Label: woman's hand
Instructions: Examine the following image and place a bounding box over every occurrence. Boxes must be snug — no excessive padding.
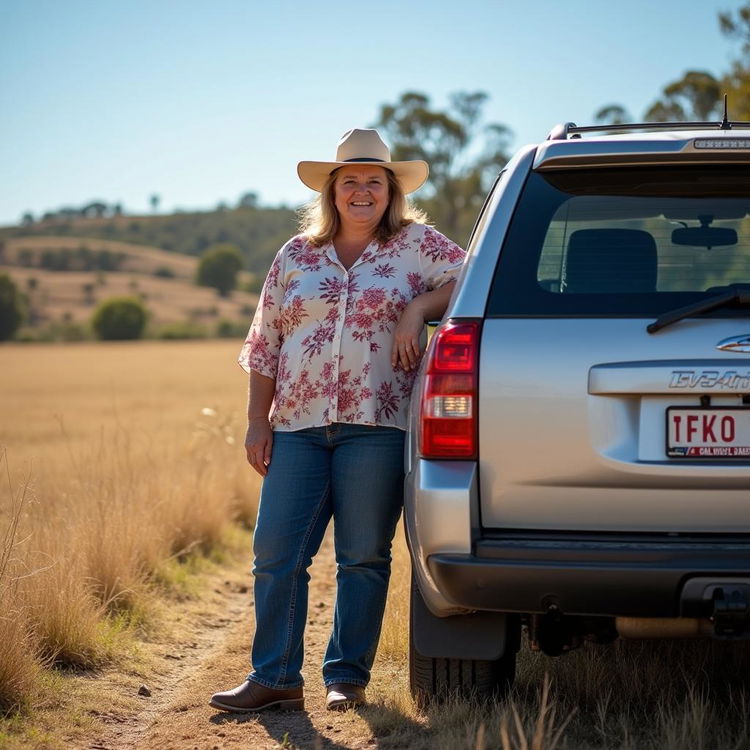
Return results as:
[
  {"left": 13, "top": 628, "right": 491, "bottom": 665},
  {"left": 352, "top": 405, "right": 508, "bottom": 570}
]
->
[
  {"left": 392, "top": 301, "right": 426, "bottom": 372},
  {"left": 392, "top": 282, "right": 457, "bottom": 371},
  {"left": 245, "top": 418, "right": 273, "bottom": 477}
]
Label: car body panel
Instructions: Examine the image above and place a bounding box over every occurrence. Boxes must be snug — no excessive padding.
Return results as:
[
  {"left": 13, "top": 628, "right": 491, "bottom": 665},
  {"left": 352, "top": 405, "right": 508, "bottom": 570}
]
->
[
  {"left": 404, "top": 459, "right": 477, "bottom": 614},
  {"left": 477, "top": 317, "right": 750, "bottom": 532},
  {"left": 449, "top": 146, "right": 535, "bottom": 319},
  {"left": 405, "top": 124, "right": 750, "bottom": 621},
  {"left": 533, "top": 131, "right": 750, "bottom": 171}
]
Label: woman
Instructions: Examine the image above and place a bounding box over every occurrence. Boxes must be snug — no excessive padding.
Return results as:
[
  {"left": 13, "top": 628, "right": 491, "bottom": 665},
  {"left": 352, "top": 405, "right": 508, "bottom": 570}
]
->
[{"left": 210, "top": 129, "right": 464, "bottom": 713}]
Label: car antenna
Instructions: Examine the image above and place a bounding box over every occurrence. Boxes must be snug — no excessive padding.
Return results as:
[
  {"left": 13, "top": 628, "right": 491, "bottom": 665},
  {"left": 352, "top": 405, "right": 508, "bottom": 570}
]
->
[{"left": 720, "top": 94, "right": 731, "bottom": 130}]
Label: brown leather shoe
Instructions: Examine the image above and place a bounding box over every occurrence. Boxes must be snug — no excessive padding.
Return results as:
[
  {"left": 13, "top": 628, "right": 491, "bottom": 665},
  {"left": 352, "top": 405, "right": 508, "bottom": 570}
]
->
[
  {"left": 210, "top": 680, "right": 304, "bottom": 713},
  {"left": 325, "top": 683, "right": 366, "bottom": 711}
]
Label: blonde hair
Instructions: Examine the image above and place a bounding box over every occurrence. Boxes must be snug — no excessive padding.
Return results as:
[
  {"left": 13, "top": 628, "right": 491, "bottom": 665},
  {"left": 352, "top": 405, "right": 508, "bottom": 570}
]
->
[{"left": 299, "top": 168, "right": 428, "bottom": 247}]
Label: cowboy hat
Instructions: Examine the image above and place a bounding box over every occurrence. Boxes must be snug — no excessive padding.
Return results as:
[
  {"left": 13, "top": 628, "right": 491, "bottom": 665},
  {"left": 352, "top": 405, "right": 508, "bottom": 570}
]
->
[{"left": 297, "top": 128, "right": 429, "bottom": 194}]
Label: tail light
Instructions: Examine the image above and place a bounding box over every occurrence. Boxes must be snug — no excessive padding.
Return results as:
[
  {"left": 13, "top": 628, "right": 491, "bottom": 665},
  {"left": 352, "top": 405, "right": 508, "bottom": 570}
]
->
[{"left": 419, "top": 320, "right": 480, "bottom": 459}]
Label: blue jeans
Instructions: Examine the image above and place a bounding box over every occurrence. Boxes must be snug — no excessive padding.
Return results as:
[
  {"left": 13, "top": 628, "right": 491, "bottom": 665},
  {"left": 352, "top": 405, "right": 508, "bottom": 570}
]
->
[{"left": 248, "top": 423, "right": 405, "bottom": 689}]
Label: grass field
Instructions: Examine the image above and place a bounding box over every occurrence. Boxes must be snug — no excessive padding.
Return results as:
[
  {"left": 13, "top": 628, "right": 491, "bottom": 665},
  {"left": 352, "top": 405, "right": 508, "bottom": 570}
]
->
[
  {"left": 0, "top": 340, "right": 260, "bottom": 715},
  {"left": 2, "top": 341, "right": 750, "bottom": 749}
]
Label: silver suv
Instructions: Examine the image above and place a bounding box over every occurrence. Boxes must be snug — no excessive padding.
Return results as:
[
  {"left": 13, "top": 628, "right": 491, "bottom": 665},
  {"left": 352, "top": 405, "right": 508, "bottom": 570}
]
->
[{"left": 405, "top": 119, "right": 750, "bottom": 703}]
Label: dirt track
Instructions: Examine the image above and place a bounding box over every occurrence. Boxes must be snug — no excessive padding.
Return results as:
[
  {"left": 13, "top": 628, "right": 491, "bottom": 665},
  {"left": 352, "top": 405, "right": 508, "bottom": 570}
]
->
[{"left": 85, "top": 531, "right": 397, "bottom": 750}]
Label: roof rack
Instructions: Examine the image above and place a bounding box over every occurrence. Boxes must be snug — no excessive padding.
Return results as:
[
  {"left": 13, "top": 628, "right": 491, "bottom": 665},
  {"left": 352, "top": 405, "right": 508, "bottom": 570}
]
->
[{"left": 547, "top": 119, "right": 750, "bottom": 141}]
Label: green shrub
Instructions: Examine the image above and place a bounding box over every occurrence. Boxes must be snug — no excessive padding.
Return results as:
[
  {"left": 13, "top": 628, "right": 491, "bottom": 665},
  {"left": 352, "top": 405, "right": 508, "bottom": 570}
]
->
[
  {"left": 0, "top": 273, "right": 25, "bottom": 340},
  {"left": 196, "top": 244, "right": 243, "bottom": 297},
  {"left": 91, "top": 297, "right": 148, "bottom": 340},
  {"left": 54, "top": 321, "right": 90, "bottom": 342},
  {"left": 14, "top": 327, "right": 54, "bottom": 343},
  {"left": 241, "top": 275, "right": 264, "bottom": 294},
  {"left": 14, "top": 322, "right": 91, "bottom": 343},
  {"left": 215, "top": 319, "right": 246, "bottom": 338},
  {"left": 155, "top": 321, "right": 208, "bottom": 340}
]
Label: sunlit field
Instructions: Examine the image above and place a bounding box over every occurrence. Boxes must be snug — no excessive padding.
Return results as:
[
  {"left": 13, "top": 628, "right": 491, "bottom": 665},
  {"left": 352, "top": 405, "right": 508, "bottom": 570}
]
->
[
  {"left": 376, "top": 535, "right": 750, "bottom": 750},
  {"left": 376, "top": 513, "right": 750, "bottom": 746},
  {"left": 0, "top": 341, "right": 260, "bottom": 713},
  {"left": 2, "top": 341, "right": 750, "bottom": 749}
]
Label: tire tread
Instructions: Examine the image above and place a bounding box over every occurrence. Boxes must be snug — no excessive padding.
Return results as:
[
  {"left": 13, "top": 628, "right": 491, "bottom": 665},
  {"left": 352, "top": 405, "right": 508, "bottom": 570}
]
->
[{"left": 409, "top": 628, "right": 516, "bottom": 705}]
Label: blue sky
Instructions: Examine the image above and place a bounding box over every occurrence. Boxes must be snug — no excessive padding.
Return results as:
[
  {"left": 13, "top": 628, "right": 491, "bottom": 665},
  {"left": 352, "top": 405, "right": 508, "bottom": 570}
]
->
[{"left": 0, "top": 0, "right": 743, "bottom": 226}]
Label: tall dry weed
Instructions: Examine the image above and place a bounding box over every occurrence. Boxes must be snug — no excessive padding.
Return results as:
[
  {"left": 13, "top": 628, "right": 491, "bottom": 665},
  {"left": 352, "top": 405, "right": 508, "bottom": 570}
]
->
[
  {"left": 0, "top": 457, "right": 40, "bottom": 714},
  {"left": 0, "top": 587, "right": 40, "bottom": 715},
  {"left": 377, "top": 521, "right": 411, "bottom": 661},
  {"left": 498, "top": 677, "right": 575, "bottom": 750},
  {"left": 0, "top": 341, "right": 261, "bottom": 711},
  {"left": 378, "top": 528, "right": 750, "bottom": 749},
  {"left": 21, "top": 527, "right": 108, "bottom": 668}
]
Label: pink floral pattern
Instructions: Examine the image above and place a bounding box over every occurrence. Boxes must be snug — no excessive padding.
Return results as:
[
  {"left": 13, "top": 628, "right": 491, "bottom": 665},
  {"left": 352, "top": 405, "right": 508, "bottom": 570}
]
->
[{"left": 238, "top": 223, "right": 464, "bottom": 431}]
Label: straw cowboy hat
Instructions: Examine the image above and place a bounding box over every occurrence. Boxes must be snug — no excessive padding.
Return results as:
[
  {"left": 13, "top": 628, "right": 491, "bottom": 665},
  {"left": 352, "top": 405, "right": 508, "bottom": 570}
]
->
[{"left": 297, "top": 128, "right": 429, "bottom": 194}]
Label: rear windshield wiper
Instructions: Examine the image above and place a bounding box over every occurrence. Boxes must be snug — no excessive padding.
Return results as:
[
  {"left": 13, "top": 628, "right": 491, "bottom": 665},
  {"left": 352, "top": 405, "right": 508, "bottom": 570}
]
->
[{"left": 647, "top": 286, "right": 750, "bottom": 334}]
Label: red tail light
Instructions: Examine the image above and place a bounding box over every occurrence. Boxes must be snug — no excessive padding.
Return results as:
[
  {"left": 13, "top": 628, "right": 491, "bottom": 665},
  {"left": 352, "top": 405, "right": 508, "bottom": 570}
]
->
[{"left": 419, "top": 320, "right": 480, "bottom": 458}]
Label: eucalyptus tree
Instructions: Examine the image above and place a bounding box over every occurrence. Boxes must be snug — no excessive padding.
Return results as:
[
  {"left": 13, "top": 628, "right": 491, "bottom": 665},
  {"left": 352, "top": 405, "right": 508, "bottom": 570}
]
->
[{"left": 373, "top": 90, "right": 511, "bottom": 244}]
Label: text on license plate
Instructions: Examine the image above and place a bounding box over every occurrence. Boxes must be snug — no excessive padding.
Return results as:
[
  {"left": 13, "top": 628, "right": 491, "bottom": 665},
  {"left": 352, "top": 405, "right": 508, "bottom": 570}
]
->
[{"left": 666, "top": 407, "right": 750, "bottom": 457}]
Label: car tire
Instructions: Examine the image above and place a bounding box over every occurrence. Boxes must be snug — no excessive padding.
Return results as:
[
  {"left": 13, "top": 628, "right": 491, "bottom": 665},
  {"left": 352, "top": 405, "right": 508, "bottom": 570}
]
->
[{"left": 408, "top": 575, "right": 519, "bottom": 706}]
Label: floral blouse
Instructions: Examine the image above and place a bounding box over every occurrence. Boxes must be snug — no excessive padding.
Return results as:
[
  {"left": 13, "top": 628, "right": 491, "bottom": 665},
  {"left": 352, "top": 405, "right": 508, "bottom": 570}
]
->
[{"left": 238, "top": 222, "right": 465, "bottom": 431}]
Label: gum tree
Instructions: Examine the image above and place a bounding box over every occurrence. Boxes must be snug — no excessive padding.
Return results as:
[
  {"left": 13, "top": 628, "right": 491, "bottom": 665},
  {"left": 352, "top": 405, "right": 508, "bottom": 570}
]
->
[{"left": 373, "top": 91, "right": 511, "bottom": 244}]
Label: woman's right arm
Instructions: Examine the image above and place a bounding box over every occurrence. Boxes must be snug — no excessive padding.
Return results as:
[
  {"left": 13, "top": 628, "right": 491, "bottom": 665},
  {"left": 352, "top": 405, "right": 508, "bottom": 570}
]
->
[
  {"left": 239, "top": 245, "right": 291, "bottom": 477},
  {"left": 245, "top": 369, "right": 276, "bottom": 477}
]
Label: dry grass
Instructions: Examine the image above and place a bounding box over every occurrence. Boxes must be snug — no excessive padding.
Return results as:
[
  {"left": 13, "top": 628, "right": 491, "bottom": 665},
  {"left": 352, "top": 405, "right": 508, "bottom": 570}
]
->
[
  {"left": 2, "top": 340, "right": 749, "bottom": 748},
  {"left": 0, "top": 340, "right": 260, "bottom": 715},
  {"left": 375, "top": 533, "right": 750, "bottom": 749},
  {"left": 0, "top": 461, "right": 41, "bottom": 713},
  {"left": 377, "top": 520, "right": 411, "bottom": 663}
]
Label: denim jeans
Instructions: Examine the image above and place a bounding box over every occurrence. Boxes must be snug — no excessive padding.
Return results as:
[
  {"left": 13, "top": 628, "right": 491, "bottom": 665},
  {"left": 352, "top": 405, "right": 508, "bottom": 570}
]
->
[{"left": 248, "top": 422, "right": 405, "bottom": 689}]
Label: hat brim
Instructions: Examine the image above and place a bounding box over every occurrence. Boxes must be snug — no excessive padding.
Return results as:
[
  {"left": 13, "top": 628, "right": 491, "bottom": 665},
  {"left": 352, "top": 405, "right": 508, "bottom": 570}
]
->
[{"left": 297, "top": 159, "right": 429, "bottom": 194}]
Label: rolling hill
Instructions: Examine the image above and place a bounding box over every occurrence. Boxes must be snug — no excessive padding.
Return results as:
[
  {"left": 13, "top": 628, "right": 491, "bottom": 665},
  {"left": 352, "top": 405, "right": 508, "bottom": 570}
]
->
[{"left": 1, "top": 235, "right": 260, "bottom": 339}]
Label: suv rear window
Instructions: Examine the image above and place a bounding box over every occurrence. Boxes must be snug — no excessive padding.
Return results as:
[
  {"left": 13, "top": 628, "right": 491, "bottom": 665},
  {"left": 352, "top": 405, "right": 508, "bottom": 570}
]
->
[{"left": 487, "top": 165, "right": 750, "bottom": 317}]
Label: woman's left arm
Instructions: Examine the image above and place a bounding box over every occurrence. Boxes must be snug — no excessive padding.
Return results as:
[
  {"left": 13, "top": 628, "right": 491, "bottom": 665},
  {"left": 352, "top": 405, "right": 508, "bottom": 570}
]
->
[{"left": 391, "top": 280, "right": 456, "bottom": 371}]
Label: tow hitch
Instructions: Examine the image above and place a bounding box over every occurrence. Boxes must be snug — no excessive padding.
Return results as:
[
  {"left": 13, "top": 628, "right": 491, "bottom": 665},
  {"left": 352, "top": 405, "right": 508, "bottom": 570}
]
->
[
  {"left": 712, "top": 586, "right": 750, "bottom": 637},
  {"left": 681, "top": 578, "right": 750, "bottom": 639}
]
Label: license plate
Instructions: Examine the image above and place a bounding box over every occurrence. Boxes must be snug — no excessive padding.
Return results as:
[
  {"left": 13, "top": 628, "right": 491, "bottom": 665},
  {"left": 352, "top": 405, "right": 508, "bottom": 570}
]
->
[{"left": 666, "top": 407, "right": 750, "bottom": 458}]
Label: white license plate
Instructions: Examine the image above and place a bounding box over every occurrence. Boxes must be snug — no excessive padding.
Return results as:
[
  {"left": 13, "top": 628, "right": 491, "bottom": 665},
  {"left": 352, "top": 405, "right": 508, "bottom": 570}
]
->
[{"left": 666, "top": 407, "right": 750, "bottom": 458}]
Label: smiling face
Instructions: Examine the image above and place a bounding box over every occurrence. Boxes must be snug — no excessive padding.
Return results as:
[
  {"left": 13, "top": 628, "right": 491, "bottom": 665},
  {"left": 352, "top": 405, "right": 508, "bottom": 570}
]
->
[{"left": 333, "top": 165, "right": 390, "bottom": 234}]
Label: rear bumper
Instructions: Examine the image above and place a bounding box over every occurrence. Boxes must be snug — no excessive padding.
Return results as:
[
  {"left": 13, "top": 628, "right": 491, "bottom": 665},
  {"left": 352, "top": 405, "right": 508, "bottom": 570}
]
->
[{"left": 429, "top": 538, "right": 750, "bottom": 617}]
